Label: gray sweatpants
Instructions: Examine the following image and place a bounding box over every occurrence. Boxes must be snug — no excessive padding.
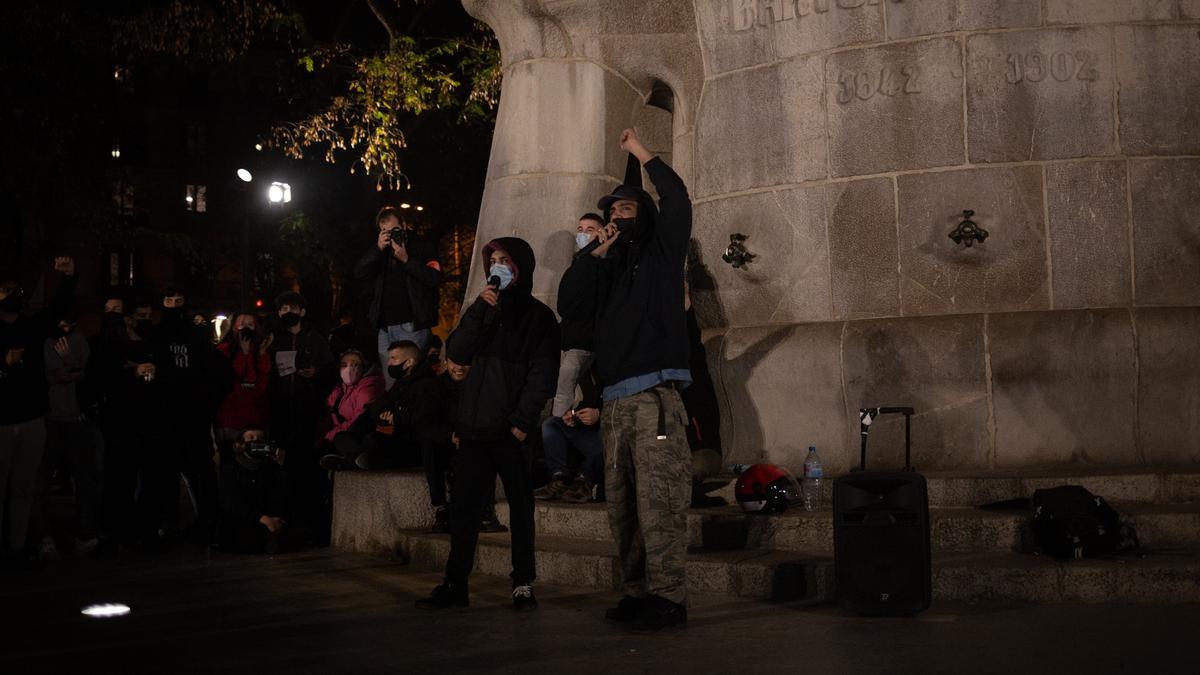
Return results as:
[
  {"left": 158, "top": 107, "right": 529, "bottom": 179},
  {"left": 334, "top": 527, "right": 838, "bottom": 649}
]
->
[{"left": 0, "top": 417, "right": 47, "bottom": 554}]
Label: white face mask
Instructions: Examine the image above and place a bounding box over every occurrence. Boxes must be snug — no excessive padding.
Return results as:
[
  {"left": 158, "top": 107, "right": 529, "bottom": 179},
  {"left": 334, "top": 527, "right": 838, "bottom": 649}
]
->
[
  {"left": 575, "top": 232, "right": 593, "bottom": 250},
  {"left": 488, "top": 263, "right": 514, "bottom": 290}
]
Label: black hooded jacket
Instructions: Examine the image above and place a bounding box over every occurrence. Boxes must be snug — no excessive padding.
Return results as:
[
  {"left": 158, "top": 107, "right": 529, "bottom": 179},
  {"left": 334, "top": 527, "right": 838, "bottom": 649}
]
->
[
  {"left": 446, "top": 237, "right": 559, "bottom": 442},
  {"left": 557, "top": 157, "right": 692, "bottom": 390}
]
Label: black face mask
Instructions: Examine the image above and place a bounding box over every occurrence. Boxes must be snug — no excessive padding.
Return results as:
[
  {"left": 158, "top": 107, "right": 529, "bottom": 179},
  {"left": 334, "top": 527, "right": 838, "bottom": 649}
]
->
[
  {"left": 101, "top": 312, "right": 126, "bottom": 336},
  {"left": 387, "top": 364, "right": 409, "bottom": 381},
  {"left": 279, "top": 312, "right": 302, "bottom": 329},
  {"left": 613, "top": 217, "right": 643, "bottom": 245},
  {"left": 238, "top": 327, "right": 256, "bottom": 342},
  {"left": 0, "top": 293, "right": 21, "bottom": 314},
  {"left": 53, "top": 327, "right": 73, "bottom": 341},
  {"left": 161, "top": 306, "right": 184, "bottom": 323},
  {"left": 134, "top": 319, "right": 154, "bottom": 338}
]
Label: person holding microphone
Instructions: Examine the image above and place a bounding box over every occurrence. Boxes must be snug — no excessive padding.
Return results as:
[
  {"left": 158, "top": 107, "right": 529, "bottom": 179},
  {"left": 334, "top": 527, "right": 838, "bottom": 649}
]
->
[{"left": 415, "top": 237, "right": 559, "bottom": 612}]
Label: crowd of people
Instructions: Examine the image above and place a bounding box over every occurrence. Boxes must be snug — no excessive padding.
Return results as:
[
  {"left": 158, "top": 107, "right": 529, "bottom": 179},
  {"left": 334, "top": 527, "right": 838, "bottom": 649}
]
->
[{"left": 0, "top": 128, "right": 718, "bottom": 633}]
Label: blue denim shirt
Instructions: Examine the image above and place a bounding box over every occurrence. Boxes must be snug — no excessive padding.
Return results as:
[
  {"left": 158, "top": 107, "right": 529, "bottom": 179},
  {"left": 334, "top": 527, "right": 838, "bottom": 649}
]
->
[{"left": 602, "top": 369, "right": 692, "bottom": 402}]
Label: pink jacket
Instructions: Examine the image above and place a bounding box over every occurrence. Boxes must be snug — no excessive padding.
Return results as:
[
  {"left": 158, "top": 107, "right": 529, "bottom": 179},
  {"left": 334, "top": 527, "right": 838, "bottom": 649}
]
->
[{"left": 324, "top": 374, "right": 385, "bottom": 441}]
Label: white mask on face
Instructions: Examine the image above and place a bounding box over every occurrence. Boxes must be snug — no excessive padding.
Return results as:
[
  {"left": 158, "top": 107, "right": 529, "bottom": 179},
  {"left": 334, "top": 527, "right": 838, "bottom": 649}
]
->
[
  {"left": 575, "top": 232, "right": 592, "bottom": 250},
  {"left": 488, "top": 263, "right": 514, "bottom": 290}
]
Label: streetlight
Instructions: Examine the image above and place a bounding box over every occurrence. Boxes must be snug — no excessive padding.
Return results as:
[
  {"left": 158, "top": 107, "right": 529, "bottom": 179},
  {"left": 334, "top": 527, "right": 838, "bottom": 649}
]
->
[
  {"left": 268, "top": 182, "right": 291, "bottom": 204},
  {"left": 237, "top": 168, "right": 253, "bottom": 183},
  {"left": 399, "top": 203, "right": 411, "bottom": 209}
]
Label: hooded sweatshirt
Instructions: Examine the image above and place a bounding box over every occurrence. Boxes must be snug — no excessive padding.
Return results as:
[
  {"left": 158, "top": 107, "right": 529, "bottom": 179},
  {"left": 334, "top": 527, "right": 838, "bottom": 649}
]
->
[
  {"left": 446, "top": 237, "right": 560, "bottom": 442},
  {"left": 557, "top": 157, "right": 692, "bottom": 397}
]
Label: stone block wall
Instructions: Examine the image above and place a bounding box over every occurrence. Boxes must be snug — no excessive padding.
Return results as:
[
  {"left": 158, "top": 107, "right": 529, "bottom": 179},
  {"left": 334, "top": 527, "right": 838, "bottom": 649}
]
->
[{"left": 463, "top": 0, "right": 1200, "bottom": 474}]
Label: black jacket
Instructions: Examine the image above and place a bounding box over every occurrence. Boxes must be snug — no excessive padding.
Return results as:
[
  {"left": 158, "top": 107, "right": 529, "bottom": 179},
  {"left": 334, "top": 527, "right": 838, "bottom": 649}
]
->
[
  {"left": 363, "top": 358, "right": 437, "bottom": 431},
  {"left": 558, "top": 251, "right": 595, "bottom": 352},
  {"left": 446, "top": 237, "right": 560, "bottom": 442},
  {"left": 0, "top": 272, "right": 75, "bottom": 425},
  {"left": 354, "top": 235, "right": 442, "bottom": 330},
  {"left": 558, "top": 157, "right": 692, "bottom": 388},
  {"left": 155, "top": 312, "right": 228, "bottom": 420}
]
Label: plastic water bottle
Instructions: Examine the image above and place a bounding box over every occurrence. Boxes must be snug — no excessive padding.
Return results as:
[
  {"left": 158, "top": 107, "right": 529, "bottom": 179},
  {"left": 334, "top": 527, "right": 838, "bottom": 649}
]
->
[{"left": 802, "top": 446, "right": 823, "bottom": 511}]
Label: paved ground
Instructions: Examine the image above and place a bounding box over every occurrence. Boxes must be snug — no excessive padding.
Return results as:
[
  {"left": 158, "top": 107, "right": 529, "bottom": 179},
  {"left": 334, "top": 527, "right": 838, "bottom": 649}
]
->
[{"left": 3, "top": 547, "right": 1199, "bottom": 674}]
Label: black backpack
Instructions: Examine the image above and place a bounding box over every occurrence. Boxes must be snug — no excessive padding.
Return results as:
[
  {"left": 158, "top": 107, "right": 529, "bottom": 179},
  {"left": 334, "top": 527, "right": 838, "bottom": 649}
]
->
[{"left": 1031, "top": 485, "right": 1133, "bottom": 560}]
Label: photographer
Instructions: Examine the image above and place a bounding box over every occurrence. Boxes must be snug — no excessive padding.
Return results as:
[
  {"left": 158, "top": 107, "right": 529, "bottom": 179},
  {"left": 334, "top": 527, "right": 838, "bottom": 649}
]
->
[
  {"left": 354, "top": 207, "right": 442, "bottom": 388},
  {"left": 217, "top": 427, "right": 295, "bottom": 553}
]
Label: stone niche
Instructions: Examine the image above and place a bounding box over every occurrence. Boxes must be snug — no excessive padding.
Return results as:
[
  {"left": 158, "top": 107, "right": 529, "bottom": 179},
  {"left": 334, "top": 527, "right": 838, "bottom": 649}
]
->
[{"left": 463, "top": 0, "right": 1200, "bottom": 474}]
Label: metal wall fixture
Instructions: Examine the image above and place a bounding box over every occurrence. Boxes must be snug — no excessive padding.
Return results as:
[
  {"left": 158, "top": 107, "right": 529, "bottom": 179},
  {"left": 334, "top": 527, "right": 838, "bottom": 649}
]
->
[
  {"left": 721, "top": 233, "right": 756, "bottom": 268},
  {"left": 948, "top": 210, "right": 988, "bottom": 247}
]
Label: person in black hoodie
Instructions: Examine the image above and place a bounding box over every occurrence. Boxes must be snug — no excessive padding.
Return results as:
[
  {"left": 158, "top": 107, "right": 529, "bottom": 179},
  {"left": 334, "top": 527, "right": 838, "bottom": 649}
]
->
[
  {"left": 416, "top": 237, "right": 559, "bottom": 612},
  {"left": 558, "top": 128, "right": 693, "bottom": 632},
  {"left": 355, "top": 206, "right": 443, "bottom": 389},
  {"left": 0, "top": 257, "right": 75, "bottom": 564},
  {"left": 154, "top": 289, "right": 227, "bottom": 542}
]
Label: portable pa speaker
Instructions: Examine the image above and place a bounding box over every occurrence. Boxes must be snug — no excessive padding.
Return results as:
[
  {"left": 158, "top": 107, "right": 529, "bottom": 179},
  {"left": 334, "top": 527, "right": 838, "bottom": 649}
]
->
[{"left": 833, "top": 407, "right": 932, "bottom": 616}]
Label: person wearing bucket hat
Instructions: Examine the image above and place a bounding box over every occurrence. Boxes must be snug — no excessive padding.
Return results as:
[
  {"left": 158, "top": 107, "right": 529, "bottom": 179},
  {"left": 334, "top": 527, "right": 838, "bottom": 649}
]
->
[{"left": 558, "top": 128, "right": 693, "bottom": 632}]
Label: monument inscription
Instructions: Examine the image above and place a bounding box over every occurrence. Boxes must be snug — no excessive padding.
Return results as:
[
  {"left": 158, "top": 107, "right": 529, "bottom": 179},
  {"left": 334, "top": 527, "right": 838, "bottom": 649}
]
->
[
  {"left": 836, "top": 64, "right": 920, "bottom": 104},
  {"left": 730, "top": 0, "right": 896, "bottom": 32},
  {"left": 1004, "top": 50, "right": 1099, "bottom": 84}
]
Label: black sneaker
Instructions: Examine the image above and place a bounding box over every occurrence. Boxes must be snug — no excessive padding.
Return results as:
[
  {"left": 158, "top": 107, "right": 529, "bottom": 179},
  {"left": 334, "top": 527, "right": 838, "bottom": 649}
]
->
[
  {"left": 319, "top": 454, "right": 347, "bottom": 471},
  {"left": 479, "top": 505, "right": 507, "bottom": 533},
  {"left": 533, "top": 476, "right": 570, "bottom": 501},
  {"left": 629, "top": 595, "right": 687, "bottom": 632},
  {"left": 430, "top": 505, "right": 450, "bottom": 534},
  {"left": 415, "top": 583, "right": 469, "bottom": 610},
  {"left": 512, "top": 584, "right": 538, "bottom": 612},
  {"left": 604, "top": 595, "right": 645, "bottom": 623}
]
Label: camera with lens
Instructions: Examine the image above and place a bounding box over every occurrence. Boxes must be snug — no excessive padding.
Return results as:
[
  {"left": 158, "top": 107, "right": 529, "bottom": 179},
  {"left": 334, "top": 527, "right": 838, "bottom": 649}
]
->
[
  {"left": 246, "top": 440, "right": 278, "bottom": 459},
  {"left": 386, "top": 227, "right": 407, "bottom": 246}
]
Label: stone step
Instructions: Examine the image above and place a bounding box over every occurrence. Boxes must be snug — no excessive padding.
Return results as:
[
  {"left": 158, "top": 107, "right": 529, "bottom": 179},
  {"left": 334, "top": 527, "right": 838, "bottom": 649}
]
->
[
  {"left": 391, "top": 529, "right": 1200, "bottom": 604},
  {"left": 332, "top": 471, "right": 1200, "bottom": 557},
  {"left": 496, "top": 501, "right": 1200, "bottom": 555},
  {"left": 704, "top": 467, "right": 1200, "bottom": 508}
]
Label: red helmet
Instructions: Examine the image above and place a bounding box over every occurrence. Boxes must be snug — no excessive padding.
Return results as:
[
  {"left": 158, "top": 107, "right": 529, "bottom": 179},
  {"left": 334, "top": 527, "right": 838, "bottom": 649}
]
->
[{"left": 735, "top": 464, "right": 803, "bottom": 514}]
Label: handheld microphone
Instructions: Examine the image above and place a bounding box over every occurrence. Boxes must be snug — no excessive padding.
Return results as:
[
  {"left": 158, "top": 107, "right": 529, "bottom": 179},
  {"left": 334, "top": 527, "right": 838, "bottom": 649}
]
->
[{"left": 487, "top": 275, "right": 501, "bottom": 288}]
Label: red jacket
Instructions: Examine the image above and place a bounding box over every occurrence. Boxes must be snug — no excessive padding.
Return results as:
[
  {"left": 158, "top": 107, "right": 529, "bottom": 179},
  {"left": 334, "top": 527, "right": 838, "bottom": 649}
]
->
[
  {"left": 324, "top": 374, "right": 385, "bottom": 441},
  {"left": 216, "top": 342, "right": 272, "bottom": 432}
]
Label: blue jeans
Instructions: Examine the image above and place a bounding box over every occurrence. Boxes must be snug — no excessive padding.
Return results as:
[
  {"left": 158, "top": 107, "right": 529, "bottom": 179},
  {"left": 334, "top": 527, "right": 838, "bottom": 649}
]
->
[
  {"left": 378, "top": 323, "right": 430, "bottom": 388},
  {"left": 540, "top": 416, "right": 603, "bottom": 487}
]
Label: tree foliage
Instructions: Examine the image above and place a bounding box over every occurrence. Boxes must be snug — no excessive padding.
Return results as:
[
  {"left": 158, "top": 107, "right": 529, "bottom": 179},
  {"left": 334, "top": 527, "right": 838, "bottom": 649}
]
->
[{"left": 112, "top": 0, "right": 501, "bottom": 186}]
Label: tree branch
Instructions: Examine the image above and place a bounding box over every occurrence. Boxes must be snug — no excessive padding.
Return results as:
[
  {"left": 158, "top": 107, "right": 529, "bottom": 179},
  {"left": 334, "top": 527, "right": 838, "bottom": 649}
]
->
[{"left": 365, "top": 0, "right": 401, "bottom": 42}]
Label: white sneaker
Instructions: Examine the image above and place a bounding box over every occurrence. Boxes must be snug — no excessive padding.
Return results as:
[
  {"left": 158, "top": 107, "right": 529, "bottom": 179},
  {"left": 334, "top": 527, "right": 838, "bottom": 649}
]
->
[
  {"left": 39, "top": 536, "right": 60, "bottom": 561},
  {"left": 75, "top": 537, "right": 99, "bottom": 556}
]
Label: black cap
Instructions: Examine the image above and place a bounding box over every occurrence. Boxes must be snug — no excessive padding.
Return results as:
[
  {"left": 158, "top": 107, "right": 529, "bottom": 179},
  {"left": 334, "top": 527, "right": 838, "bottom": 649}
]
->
[{"left": 597, "top": 185, "right": 645, "bottom": 213}]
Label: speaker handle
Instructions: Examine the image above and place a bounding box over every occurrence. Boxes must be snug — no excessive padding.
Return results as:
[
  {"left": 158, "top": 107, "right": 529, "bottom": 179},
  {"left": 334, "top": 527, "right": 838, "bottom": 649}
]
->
[{"left": 857, "top": 406, "right": 916, "bottom": 472}]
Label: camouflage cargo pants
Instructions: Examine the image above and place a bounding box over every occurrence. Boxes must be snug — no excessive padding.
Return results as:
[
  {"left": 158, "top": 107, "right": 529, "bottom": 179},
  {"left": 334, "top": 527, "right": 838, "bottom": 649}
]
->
[{"left": 603, "top": 385, "right": 691, "bottom": 605}]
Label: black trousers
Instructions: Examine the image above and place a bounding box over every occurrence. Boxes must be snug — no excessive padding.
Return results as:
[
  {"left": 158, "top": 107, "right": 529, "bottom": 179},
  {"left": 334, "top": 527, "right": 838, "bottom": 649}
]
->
[
  {"left": 175, "top": 418, "right": 217, "bottom": 534},
  {"left": 217, "top": 460, "right": 295, "bottom": 553},
  {"left": 101, "top": 429, "right": 171, "bottom": 544},
  {"left": 445, "top": 436, "right": 535, "bottom": 587}
]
